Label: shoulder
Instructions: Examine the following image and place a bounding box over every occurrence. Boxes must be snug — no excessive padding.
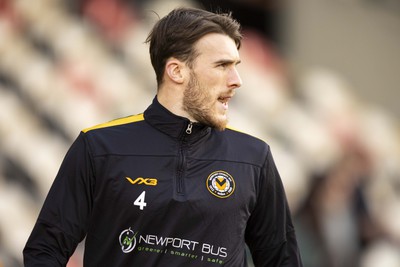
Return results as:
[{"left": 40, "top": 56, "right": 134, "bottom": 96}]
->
[
  {"left": 224, "top": 126, "right": 269, "bottom": 149},
  {"left": 79, "top": 114, "right": 150, "bottom": 155},
  {"left": 82, "top": 113, "right": 145, "bottom": 134},
  {"left": 214, "top": 126, "right": 271, "bottom": 166}
]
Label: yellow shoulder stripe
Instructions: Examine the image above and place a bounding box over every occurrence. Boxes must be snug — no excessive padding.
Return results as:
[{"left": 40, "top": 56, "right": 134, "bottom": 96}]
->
[
  {"left": 82, "top": 113, "right": 144, "bottom": 133},
  {"left": 226, "top": 125, "right": 244, "bottom": 133}
]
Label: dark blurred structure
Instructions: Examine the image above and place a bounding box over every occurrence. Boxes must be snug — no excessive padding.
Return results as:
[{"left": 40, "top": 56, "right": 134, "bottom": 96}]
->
[{"left": 195, "top": 0, "right": 284, "bottom": 49}]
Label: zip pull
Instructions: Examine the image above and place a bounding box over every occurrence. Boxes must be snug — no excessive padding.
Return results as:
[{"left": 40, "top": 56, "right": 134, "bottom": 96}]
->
[{"left": 185, "top": 122, "right": 193, "bottom": 134}]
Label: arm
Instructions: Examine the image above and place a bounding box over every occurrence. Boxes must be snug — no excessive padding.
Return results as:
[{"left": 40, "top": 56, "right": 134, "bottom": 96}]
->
[
  {"left": 23, "top": 133, "right": 95, "bottom": 266},
  {"left": 245, "top": 148, "right": 303, "bottom": 267}
]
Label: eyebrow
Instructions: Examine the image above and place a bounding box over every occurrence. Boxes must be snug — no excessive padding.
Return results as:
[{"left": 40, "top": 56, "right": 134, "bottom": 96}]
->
[{"left": 214, "top": 58, "right": 241, "bottom": 66}]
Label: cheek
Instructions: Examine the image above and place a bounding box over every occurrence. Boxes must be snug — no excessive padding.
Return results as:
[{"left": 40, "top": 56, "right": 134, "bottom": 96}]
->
[
  {"left": 195, "top": 79, "right": 218, "bottom": 101},
  {"left": 197, "top": 70, "right": 224, "bottom": 87}
]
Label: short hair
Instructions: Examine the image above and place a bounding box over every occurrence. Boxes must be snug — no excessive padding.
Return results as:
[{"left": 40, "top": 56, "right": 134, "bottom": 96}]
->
[{"left": 145, "top": 7, "right": 242, "bottom": 87}]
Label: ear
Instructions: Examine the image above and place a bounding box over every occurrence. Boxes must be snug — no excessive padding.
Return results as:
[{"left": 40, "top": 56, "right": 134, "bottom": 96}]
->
[{"left": 165, "top": 58, "right": 186, "bottom": 84}]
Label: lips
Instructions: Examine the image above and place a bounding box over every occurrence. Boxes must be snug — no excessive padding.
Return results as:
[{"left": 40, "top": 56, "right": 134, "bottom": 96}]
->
[
  {"left": 218, "top": 95, "right": 233, "bottom": 110},
  {"left": 218, "top": 91, "right": 234, "bottom": 102},
  {"left": 218, "top": 96, "right": 231, "bottom": 103}
]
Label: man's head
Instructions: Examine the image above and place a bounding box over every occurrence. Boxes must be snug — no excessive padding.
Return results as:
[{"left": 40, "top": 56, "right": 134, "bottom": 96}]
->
[
  {"left": 146, "top": 7, "right": 243, "bottom": 131},
  {"left": 146, "top": 7, "right": 242, "bottom": 87}
]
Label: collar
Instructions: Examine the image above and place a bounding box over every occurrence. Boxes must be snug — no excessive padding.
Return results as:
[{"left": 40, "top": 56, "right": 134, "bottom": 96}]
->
[{"left": 144, "top": 96, "right": 211, "bottom": 141}]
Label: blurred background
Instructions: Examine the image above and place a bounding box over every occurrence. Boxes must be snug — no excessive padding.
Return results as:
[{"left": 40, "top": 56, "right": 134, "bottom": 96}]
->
[{"left": 0, "top": 0, "right": 399, "bottom": 266}]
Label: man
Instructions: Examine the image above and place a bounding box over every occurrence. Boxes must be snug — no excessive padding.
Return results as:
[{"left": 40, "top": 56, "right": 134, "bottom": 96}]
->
[{"left": 24, "top": 7, "right": 303, "bottom": 266}]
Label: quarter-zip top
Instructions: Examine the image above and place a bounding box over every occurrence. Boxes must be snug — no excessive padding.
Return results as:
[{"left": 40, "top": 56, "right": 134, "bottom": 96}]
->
[{"left": 24, "top": 95, "right": 303, "bottom": 267}]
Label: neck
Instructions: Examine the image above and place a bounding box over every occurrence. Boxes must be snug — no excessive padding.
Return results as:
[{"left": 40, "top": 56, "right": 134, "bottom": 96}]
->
[{"left": 157, "top": 87, "right": 196, "bottom": 122}]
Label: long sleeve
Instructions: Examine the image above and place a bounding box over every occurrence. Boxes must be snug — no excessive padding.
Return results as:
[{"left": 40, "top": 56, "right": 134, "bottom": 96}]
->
[
  {"left": 23, "top": 133, "right": 95, "bottom": 266},
  {"left": 245, "top": 148, "right": 303, "bottom": 267}
]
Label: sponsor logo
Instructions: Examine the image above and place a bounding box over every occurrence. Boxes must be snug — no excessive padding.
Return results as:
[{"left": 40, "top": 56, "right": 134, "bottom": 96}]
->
[
  {"left": 126, "top": 177, "right": 158, "bottom": 186},
  {"left": 118, "top": 227, "right": 227, "bottom": 264},
  {"left": 206, "top": 171, "right": 235, "bottom": 198},
  {"left": 119, "top": 227, "right": 138, "bottom": 253}
]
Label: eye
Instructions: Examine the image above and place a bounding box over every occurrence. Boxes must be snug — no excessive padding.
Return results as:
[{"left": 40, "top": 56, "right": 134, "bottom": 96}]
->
[{"left": 215, "top": 60, "right": 240, "bottom": 69}]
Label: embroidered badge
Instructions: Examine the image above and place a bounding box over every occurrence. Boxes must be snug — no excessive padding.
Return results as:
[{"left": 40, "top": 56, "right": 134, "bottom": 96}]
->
[{"left": 206, "top": 171, "right": 235, "bottom": 198}]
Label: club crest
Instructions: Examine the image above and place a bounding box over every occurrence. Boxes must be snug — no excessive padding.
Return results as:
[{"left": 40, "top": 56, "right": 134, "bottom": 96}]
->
[{"left": 206, "top": 171, "right": 235, "bottom": 198}]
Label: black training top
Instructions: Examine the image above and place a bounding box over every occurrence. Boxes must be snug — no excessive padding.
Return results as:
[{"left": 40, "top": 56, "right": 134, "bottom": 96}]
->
[{"left": 24, "top": 97, "right": 303, "bottom": 267}]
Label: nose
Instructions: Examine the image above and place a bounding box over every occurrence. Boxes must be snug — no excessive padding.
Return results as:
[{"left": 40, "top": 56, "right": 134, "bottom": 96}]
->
[{"left": 228, "top": 67, "right": 242, "bottom": 89}]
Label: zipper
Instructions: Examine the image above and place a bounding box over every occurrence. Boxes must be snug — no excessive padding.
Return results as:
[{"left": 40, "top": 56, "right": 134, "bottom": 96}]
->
[
  {"left": 176, "top": 122, "right": 193, "bottom": 196},
  {"left": 185, "top": 122, "right": 193, "bottom": 134},
  {"left": 176, "top": 143, "right": 185, "bottom": 195}
]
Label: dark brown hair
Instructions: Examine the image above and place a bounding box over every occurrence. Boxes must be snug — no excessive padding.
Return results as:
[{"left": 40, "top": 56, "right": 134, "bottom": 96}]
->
[{"left": 145, "top": 7, "right": 242, "bottom": 87}]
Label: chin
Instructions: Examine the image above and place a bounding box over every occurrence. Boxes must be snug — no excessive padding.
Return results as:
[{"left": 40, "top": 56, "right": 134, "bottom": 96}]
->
[{"left": 212, "top": 117, "right": 228, "bottom": 131}]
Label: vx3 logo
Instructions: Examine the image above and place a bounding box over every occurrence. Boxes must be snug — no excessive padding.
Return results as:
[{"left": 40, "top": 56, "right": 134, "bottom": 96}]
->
[{"left": 126, "top": 177, "right": 158, "bottom": 186}]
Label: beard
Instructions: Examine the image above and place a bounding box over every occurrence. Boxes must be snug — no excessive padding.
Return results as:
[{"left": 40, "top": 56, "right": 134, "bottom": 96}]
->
[{"left": 182, "top": 72, "right": 229, "bottom": 131}]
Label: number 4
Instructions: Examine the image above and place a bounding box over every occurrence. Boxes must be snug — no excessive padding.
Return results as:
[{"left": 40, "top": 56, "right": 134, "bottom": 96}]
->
[{"left": 134, "top": 191, "right": 147, "bottom": 210}]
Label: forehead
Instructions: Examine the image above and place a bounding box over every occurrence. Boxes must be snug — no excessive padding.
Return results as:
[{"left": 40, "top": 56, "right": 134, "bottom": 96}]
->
[{"left": 194, "top": 33, "right": 240, "bottom": 63}]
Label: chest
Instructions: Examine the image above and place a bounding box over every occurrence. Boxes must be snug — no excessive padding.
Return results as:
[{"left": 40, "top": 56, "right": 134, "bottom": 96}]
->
[{"left": 92, "top": 154, "right": 259, "bottom": 221}]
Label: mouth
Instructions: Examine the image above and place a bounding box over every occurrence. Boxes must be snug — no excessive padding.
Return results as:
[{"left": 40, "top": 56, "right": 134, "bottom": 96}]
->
[{"left": 218, "top": 95, "right": 233, "bottom": 110}]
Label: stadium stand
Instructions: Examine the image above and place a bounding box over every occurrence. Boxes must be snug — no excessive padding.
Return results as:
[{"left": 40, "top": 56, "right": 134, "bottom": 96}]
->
[{"left": 0, "top": 0, "right": 399, "bottom": 266}]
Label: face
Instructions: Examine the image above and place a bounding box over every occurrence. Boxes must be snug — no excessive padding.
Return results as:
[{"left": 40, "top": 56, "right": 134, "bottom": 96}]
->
[{"left": 182, "top": 33, "right": 242, "bottom": 131}]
